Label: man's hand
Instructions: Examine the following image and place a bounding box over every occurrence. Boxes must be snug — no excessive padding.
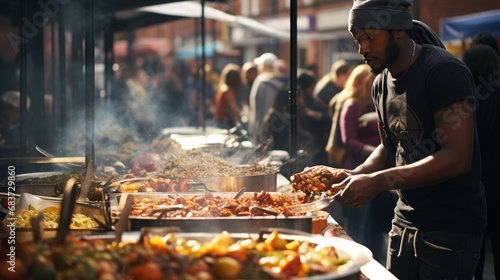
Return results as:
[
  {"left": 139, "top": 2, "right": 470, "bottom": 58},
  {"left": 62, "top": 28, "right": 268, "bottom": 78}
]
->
[{"left": 330, "top": 173, "right": 386, "bottom": 208}]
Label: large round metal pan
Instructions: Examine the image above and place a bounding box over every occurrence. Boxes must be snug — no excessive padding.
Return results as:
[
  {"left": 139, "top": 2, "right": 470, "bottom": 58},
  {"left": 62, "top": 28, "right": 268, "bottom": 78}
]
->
[
  {"left": 109, "top": 192, "right": 313, "bottom": 233},
  {"left": 126, "top": 215, "right": 313, "bottom": 233},
  {"left": 109, "top": 192, "right": 318, "bottom": 232},
  {"left": 81, "top": 229, "right": 372, "bottom": 280}
]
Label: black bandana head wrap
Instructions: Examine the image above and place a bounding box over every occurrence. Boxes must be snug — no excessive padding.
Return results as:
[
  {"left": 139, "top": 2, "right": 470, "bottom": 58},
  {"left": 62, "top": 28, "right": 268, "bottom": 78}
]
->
[{"left": 348, "top": 0, "right": 413, "bottom": 31}]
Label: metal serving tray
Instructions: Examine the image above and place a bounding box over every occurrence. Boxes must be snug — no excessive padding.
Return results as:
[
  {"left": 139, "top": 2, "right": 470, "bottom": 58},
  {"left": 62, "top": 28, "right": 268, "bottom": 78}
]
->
[
  {"left": 109, "top": 192, "right": 314, "bottom": 233},
  {"left": 2, "top": 192, "right": 106, "bottom": 242},
  {"left": 1, "top": 171, "right": 71, "bottom": 197}
]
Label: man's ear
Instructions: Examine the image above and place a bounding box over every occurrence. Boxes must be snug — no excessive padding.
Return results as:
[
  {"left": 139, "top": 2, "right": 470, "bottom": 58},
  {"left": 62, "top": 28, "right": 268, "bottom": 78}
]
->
[{"left": 392, "top": 29, "right": 406, "bottom": 40}]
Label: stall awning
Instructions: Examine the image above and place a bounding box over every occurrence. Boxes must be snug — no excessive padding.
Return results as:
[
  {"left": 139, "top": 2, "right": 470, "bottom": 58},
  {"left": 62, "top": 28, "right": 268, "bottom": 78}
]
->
[
  {"left": 139, "top": 1, "right": 291, "bottom": 40},
  {"left": 137, "top": 1, "right": 340, "bottom": 41},
  {"left": 439, "top": 9, "right": 500, "bottom": 41}
]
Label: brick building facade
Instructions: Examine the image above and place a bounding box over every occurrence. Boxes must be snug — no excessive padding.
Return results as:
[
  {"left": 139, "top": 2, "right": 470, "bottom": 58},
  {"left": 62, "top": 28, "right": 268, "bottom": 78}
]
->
[{"left": 120, "top": 0, "right": 500, "bottom": 77}]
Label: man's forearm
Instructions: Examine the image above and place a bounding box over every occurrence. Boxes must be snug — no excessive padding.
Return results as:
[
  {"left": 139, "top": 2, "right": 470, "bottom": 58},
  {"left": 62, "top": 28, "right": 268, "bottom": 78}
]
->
[{"left": 350, "top": 144, "right": 388, "bottom": 175}]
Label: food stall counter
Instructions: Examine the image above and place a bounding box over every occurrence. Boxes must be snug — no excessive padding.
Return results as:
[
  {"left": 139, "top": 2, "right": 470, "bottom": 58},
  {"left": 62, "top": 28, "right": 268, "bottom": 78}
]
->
[{"left": 323, "top": 217, "right": 398, "bottom": 280}]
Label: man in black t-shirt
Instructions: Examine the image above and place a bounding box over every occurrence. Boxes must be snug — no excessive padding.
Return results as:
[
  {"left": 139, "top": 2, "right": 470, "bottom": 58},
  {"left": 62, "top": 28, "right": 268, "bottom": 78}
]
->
[{"left": 292, "top": 1, "right": 487, "bottom": 279}]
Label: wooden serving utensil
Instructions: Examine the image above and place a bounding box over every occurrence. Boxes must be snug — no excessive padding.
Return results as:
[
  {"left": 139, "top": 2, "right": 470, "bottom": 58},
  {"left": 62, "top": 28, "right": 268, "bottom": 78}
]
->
[{"left": 55, "top": 177, "right": 78, "bottom": 245}]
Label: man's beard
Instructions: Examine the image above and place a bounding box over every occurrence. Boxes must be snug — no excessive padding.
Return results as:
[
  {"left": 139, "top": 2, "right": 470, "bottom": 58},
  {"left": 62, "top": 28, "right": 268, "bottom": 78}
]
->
[{"left": 371, "top": 35, "right": 400, "bottom": 75}]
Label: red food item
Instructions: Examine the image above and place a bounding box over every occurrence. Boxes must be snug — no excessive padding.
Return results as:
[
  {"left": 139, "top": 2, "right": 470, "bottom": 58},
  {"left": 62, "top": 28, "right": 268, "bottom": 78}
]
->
[
  {"left": 132, "top": 153, "right": 161, "bottom": 172},
  {"left": 155, "top": 180, "right": 169, "bottom": 192},
  {"left": 131, "top": 165, "right": 141, "bottom": 176},
  {"left": 176, "top": 180, "right": 190, "bottom": 192},
  {"left": 127, "top": 262, "right": 163, "bottom": 280}
]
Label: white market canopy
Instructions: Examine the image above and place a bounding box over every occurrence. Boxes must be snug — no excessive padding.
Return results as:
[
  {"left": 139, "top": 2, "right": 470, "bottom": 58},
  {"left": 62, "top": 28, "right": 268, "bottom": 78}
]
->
[{"left": 137, "top": 1, "right": 342, "bottom": 41}]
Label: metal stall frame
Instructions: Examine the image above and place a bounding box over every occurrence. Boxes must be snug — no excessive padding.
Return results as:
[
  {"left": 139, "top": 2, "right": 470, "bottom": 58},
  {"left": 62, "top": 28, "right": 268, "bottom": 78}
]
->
[{"left": 8, "top": 0, "right": 300, "bottom": 177}]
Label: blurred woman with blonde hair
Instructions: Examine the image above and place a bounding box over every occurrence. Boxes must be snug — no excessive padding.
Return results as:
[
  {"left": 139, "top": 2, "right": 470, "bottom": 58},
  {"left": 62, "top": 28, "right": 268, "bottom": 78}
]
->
[
  {"left": 214, "top": 63, "right": 242, "bottom": 129},
  {"left": 327, "top": 64, "right": 378, "bottom": 168}
]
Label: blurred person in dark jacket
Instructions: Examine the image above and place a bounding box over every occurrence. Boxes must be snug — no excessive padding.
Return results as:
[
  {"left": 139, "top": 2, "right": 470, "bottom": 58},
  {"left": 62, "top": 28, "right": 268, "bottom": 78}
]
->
[
  {"left": 463, "top": 44, "right": 500, "bottom": 280},
  {"left": 470, "top": 32, "right": 500, "bottom": 57},
  {"left": 154, "top": 58, "right": 195, "bottom": 128},
  {"left": 260, "top": 87, "right": 313, "bottom": 177},
  {"left": 248, "top": 53, "right": 285, "bottom": 143},
  {"left": 298, "top": 69, "right": 332, "bottom": 166},
  {"left": 237, "top": 61, "right": 257, "bottom": 108},
  {"left": 237, "top": 61, "right": 257, "bottom": 130},
  {"left": 313, "top": 60, "right": 353, "bottom": 114}
]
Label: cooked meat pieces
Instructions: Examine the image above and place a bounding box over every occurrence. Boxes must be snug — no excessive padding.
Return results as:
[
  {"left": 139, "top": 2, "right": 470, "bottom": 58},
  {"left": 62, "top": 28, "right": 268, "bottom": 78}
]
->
[
  {"left": 124, "top": 191, "right": 305, "bottom": 218},
  {"left": 291, "top": 166, "right": 350, "bottom": 194}
]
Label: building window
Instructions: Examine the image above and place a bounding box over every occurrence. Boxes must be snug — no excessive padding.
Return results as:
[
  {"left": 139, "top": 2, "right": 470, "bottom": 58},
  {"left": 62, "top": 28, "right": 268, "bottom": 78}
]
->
[
  {"left": 284, "top": 0, "right": 290, "bottom": 9},
  {"left": 241, "top": 0, "right": 249, "bottom": 16},
  {"left": 271, "top": 0, "right": 278, "bottom": 15},
  {"left": 250, "top": 0, "right": 260, "bottom": 16}
]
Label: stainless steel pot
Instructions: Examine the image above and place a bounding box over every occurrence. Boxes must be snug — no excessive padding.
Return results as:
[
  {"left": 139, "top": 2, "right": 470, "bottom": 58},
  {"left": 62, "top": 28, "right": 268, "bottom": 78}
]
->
[{"left": 193, "top": 172, "right": 277, "bottom": 192}]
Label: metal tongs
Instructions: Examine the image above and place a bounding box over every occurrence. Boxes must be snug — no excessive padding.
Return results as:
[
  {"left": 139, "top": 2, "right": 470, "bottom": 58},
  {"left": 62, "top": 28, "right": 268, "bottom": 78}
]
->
[
  {"left": 149, "top": 204, "right": 184, "bottom": 219},
  {"left": 286, "top": 192, "right": 341, "bottom": 214},
  {"left": 34, "top": 144, "right": 83, "bottom": 170},
  {"left": 250, "top": 192, "right": 341, "bottom": 216}
]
